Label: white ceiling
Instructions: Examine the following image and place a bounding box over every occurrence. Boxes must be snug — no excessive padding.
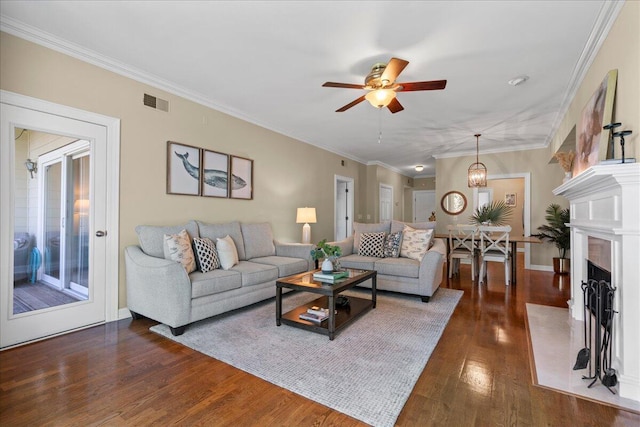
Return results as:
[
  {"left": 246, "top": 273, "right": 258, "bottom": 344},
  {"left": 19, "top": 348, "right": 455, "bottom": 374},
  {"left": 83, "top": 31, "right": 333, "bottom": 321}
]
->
[{"left": 0, "top": 1, "right": 620, "bottom": 177}]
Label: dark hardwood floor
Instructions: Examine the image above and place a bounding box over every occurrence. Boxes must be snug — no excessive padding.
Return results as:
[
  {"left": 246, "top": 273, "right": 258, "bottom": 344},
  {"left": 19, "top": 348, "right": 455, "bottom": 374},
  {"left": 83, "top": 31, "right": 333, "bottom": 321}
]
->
[{"left": 1, "top": 255, "right": 639, "bottom": 426}]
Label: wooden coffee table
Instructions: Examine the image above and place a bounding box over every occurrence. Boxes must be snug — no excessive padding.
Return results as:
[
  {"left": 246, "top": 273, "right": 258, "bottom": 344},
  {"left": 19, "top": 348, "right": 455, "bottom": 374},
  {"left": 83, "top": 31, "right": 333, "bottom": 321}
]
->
[{"left": 276, "top": 269, "right": 377, "bottom": 340}]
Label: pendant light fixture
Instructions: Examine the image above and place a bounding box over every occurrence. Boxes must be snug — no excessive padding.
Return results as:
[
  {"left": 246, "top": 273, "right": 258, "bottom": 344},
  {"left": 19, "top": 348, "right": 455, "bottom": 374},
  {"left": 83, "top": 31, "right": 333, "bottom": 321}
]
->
[{"left": 468, "top": 133, "right": 487, "bottom": 187}]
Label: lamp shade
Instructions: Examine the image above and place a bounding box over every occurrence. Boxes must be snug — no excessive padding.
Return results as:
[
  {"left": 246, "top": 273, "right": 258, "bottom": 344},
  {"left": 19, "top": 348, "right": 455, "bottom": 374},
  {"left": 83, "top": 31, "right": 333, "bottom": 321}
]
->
[
  {"left": 296, "top": 207, "right": 317, "bottom": 224},
  {"left": 365, "top": 89, "right": 396, "bottom": 108},
  {"left": 468, "top": 162, "right": 487, "bottom": 187}
]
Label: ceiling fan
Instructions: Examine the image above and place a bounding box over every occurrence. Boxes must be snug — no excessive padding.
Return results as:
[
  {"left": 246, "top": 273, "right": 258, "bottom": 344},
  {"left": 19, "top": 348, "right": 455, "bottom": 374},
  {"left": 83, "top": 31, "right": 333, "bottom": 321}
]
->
[{"left": 322, "top": 57, "right": 447, "bottom": 114}]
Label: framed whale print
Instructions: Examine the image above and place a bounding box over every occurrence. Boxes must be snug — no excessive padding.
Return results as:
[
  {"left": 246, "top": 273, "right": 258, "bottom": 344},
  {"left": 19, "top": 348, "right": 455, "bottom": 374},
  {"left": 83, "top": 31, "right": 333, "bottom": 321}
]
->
[
  {"left": 167, "top": 141, "right": 201, "bottom": 196},
  {"left": 201, "top": 149, "right": 229, "bottom": 198},
  {"left": 230, "top": 155, "right": 253, "bottom": 200}
]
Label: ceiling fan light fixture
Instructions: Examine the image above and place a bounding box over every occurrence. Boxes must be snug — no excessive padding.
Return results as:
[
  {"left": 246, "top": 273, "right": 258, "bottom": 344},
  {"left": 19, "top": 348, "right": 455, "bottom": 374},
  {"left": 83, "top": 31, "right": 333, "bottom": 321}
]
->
[
  {"left": 468, "top": 134, "right": 487, "bottom": 187},
  {"left": 415, "top": 165, "right": 424, "bottom": 172},
  {"left": 365, "top": 89, "right": 396, "bottom": 108}
]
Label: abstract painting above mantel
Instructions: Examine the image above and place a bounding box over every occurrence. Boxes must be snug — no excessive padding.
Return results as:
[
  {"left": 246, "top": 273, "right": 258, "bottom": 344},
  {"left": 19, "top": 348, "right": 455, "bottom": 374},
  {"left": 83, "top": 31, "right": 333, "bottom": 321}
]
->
[{"left": 573, "top": 69, "right": 617, "bottom": 178}]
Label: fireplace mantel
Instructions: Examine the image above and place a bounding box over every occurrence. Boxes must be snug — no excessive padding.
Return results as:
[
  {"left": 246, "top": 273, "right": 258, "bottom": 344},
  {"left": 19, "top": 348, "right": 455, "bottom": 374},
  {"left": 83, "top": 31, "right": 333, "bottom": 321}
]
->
[{"left": 554, "top": 162, "right": 640, "bottom": 402}]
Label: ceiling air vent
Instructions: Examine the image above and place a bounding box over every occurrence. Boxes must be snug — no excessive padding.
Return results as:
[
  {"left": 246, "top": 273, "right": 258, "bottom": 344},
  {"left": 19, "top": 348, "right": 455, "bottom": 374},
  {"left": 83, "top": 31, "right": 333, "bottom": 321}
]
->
[{"left": 143, "top": 93, "right": 169, "bottom": 112}]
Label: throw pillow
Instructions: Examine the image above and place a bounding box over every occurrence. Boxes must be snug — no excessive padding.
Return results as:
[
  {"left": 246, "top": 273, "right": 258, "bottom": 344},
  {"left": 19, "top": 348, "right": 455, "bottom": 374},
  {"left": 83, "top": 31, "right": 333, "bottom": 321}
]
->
[
  {"left": 163, "top": 229, "right": 196, "bottom": 273},
  {"left": 358, "top": 232, "right": 385, "bottom": 257},
  {"left": 400, "top": 226, "right": 434, "bottom": 261},
  {"left": 383, "top": 231, "right": 403, "bottom": 258},
  {"left": 192, "top": 237, "right": 221, "bottom": 273},
  {"left": 216, "top": 235, "right": 239, "bottom": 270}
]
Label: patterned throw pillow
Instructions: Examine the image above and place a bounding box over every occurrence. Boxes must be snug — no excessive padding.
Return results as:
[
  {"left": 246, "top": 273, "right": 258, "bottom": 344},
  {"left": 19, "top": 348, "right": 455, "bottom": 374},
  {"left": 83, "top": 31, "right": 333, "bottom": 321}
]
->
[
  {"left": 163, "top": 229, "right": 196, "bottom": 273},
  {"left": 400, "top": 226, "right": 434, "bottom": 261},
  {"left": 193, "top": 237, "right": 221, "bottom": 273},
  {"left": 383, "top": 231, "right": 403, "bottom": 258},
  {"left": 358, "top": 232, "right": 385, "bottom": 258},
  {"left": 216, "top": 235, "right": 239, "bottom": 270}
]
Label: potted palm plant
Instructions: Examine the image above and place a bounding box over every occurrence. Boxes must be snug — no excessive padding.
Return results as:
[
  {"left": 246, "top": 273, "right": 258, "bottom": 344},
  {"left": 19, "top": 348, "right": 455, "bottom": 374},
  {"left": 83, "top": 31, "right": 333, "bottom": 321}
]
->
[
  {"left": 469, "top": 200, "right": 513, "bottom": 226},
  {"left": 534, "top": 203, "right": 570, "bottom": 274}
]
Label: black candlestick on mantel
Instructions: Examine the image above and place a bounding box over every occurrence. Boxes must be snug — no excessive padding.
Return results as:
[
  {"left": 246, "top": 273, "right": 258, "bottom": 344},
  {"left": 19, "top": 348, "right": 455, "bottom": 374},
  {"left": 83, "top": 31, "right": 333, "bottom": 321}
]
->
[
  {"left": 603, "top": 122, "right": 621, "bottom": 159},
  {"left": 612, "top": 130, "right": 632, "bottom": 163}
]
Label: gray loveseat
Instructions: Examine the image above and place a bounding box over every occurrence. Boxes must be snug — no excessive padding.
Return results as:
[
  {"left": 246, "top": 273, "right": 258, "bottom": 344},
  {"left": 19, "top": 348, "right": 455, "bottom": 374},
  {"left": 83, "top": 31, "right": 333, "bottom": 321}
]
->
[
  {"left": 330, "top": 220, "right": 445, "bottom": 302},
  {"left": 125, "top": 220, "right": 313, "bottom": 335}
]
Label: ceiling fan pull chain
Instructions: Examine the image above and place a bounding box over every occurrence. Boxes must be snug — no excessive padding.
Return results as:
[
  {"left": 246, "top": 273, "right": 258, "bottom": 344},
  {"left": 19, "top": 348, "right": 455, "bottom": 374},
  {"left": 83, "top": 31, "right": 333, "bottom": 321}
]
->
[{"left": 378, "top": 108, "right": 382, "bottom": 144}]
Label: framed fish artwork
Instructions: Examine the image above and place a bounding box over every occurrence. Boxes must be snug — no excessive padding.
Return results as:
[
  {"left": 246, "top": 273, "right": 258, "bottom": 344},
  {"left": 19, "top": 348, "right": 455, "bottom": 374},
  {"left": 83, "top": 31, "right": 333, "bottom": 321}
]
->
[
  {"left": 167, "top": 141, "right": 201, "bottom": 196},
  {"left": 201, "top": 149, "right": 230, "bottom": 198},
  {"left": 230, "top": 155, "right": 253, "bottom": 200}
]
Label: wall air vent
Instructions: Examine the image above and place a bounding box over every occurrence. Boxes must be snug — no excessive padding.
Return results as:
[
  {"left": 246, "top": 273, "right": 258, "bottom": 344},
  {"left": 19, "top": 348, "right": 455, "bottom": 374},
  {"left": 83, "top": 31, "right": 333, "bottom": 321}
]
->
[{"left": 143, "top": 93, "right": 169, "bottom": 112}]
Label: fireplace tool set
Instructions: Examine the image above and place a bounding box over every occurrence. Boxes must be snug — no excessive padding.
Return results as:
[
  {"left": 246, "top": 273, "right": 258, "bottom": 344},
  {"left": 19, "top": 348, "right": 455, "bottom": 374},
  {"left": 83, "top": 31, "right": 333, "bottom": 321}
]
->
[{"left": 573, "top": 279, "right": 617, "bottom": 394}]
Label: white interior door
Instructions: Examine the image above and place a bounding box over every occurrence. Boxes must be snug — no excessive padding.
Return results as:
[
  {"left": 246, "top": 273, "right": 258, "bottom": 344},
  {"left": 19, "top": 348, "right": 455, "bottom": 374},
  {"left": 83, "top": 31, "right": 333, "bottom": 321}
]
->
[
  {"left": 379, "top": 184, "right": 393, "bottom": 222},
  {"left": 413, "top": 190, "right": 435, "bottom": 222},
  {"left": 1, "top": 103, "right": 108, "bottom": 348}
]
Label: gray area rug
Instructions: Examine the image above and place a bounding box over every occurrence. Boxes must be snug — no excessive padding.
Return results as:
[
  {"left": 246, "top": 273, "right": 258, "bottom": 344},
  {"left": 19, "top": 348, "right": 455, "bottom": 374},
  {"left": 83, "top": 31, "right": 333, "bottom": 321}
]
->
[{"left": 151, "top": 287, "right": 463, "bottom": 427}]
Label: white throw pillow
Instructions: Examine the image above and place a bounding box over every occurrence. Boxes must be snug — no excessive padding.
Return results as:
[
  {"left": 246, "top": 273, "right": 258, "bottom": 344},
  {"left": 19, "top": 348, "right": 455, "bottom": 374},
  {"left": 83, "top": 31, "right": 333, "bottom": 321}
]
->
[
  {"left": 400, "top": 226, "right": 434, "bottom": 261},
  {"left": 163, "top": 229, "right": 196, "bottom": 273},
  {"left": 216, "top": 235, "right": 239, "bottom": 270}
]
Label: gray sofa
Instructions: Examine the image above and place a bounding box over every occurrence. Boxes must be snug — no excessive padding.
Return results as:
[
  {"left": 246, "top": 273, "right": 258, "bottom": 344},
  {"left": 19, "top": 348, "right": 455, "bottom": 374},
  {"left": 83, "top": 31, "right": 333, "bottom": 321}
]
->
[
  {"left": 330, "top": 220, "right": 445, "bottom": 302},
  {"left": 125, "top": 220, "right": 313, "bottom": 335}
]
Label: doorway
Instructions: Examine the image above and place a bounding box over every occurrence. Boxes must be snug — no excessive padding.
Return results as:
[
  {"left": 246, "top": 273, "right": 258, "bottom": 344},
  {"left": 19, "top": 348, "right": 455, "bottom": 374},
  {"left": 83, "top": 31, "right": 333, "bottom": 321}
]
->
[
  {"left": 413, "top": 190, "right": 436, "bottom": 222},
  {"left": 1, "top": 91, "right": 120, "bottom": 349},
  {"left": 379, "top": 184, "right": 393, "bottom": 222},
  {"left": 334, "top": 175, "right": 354, "bottom": 240}
]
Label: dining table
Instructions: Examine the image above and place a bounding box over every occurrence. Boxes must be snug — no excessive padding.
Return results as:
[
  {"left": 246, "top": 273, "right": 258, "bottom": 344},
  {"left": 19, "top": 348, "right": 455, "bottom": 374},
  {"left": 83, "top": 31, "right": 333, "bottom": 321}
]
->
[{"left": 436, "top": 233, "right": 541, "bottom": 285}]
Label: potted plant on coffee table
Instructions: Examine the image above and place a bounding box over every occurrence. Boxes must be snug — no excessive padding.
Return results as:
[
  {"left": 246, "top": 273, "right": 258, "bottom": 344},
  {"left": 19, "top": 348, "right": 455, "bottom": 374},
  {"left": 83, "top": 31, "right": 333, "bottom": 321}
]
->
[
  {"left": 533, "top": 203, "right": 570, "bottom": 274},
  {"left": 310, "top": 239, "right": 342, "bottom": 273}
]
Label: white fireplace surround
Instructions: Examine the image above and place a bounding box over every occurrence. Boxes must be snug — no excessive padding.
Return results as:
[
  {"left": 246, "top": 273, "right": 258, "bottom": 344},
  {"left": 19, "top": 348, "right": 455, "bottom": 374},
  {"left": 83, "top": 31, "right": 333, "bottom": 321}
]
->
[{"left": 554, "top": 163, "right": 640, "bottom": 402}]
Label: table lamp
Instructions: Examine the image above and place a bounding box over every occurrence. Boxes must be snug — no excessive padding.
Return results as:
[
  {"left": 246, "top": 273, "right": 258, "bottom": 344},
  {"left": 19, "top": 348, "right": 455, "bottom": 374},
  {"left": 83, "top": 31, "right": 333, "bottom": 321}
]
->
[{"left": 296, "top": 207, "right": 316, "bottom": 244}]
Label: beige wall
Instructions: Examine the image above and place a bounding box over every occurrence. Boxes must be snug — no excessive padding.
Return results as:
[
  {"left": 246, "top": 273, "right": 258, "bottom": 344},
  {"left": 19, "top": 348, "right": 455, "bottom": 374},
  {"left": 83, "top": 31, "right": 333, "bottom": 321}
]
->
[
  {"left": 436, "top": 148, "right": 566, "bottom": 266},
  {"left": 550, "top": 1, "right": 639, "bottom": 162},
  {"left": 1, "top": 32, "right": 375, "bottom": 307},
  {"left": 362, "top": 164, "right": 412, "bottom": 223}
]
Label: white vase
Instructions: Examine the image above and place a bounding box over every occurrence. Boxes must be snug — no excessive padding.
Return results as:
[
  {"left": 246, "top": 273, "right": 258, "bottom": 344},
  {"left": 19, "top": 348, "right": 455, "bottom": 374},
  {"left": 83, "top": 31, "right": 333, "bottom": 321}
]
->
[{"left": 321, "top": 258, "right": 334, "bottom": 274}]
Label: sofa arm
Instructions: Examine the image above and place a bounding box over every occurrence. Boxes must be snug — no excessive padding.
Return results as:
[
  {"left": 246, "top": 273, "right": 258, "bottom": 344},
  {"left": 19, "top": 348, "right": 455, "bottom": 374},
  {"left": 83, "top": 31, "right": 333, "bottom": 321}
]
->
[
  {"left": 418, "top": 238, "right": 446, "bottom": 293},
  {"left": 274, "top": 241, "right": 315, "bottom": 270},
  {"left": 124, "top": 245, "right": 192, "bottom": 328},
  {"left": 328, "top": 235, "right": 354, "bottom": 256}
]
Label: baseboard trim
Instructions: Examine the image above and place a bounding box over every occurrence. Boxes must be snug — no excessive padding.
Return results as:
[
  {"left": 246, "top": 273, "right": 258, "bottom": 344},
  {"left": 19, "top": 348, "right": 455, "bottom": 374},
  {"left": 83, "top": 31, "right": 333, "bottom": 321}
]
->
[{"left": 118, "top": 307, "right": 132, "bottom": 320}]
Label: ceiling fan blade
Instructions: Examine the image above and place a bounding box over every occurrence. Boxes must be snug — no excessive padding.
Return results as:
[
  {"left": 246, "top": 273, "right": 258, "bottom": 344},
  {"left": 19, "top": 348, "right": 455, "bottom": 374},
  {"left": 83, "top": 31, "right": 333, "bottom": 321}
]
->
[
  {"left": 322, "top": 82, "right": 365, "bottom": 89},
  {"left": 397, "top": 80, "right": 447, "bottom": 92},
  {"left": 387, "top": 98, "right": 404, "bottom": 114},
  {"left": 381, "top": 58, "right": 409, "bottom": 84},
  {"left": 336, "top": 96, "right": 366, "bottom": 112}
]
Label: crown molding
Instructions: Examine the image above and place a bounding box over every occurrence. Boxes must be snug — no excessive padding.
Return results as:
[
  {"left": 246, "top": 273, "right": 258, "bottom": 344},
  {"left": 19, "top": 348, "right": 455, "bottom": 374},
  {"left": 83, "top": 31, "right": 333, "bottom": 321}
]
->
[
  {"left": 433, "top": 140, "right": 548, "bottom": 159},
  {"left": 542, "top": 0, "right": 625, "bottom": 148}
]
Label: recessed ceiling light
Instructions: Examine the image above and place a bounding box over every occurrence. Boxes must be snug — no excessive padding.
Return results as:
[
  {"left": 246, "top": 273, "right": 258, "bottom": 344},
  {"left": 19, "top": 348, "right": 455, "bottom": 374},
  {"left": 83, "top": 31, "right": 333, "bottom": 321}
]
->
[
  {"left": 415, "top": 165, "right": 424, "bottom": 172},
  {"left": 508, "top": 75, "right": 529, "bottom": 86}
]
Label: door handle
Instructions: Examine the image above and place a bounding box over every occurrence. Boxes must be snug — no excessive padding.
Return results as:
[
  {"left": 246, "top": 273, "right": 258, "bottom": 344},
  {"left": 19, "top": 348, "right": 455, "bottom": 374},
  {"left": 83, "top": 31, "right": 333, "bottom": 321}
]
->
[{"left": 95, "top": 230, "right": 107, "bottom": 237}]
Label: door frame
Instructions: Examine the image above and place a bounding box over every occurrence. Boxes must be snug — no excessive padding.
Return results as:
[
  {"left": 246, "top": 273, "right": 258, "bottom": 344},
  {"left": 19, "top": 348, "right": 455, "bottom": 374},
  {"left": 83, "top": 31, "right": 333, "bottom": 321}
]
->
[
  {"left": 334, "top": 175, "right": 354, "bottom": 241},
  {"left": 1, "top": 90, "right": 121, "bottom": 341}
]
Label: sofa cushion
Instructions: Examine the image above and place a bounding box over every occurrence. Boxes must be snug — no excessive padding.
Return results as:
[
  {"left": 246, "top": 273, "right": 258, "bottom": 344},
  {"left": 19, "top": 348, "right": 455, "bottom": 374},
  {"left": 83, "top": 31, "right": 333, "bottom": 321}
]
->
[
  {"left": 230, "top": 261, "right": 279, "bottom": 286},
  {"left": 241, "top": 223, "right": 276, "bottom": 259},
  {"left": 358, "top": 232, "right": 385, "bottom": 257},
  {"left": 193, "top": 237, "right": 221, "bottom": 272},
  {"left": 390, "top": 220, "right": 436, "bottom": 234},
  {"left": 383, "top": 231, "right": 403, "bottom": 258},
  {"left": 136, "top": 220, "right": 199, "bottom": 258},
  {"left": 163, "top": 229, "right": 197, "bottom": 273},
  {"left": 197, "top": 220, "right": 246, "bottom": 260},
  {"left": 250, "top": 256, "right": 308, "bottom": 277},
  {"left": 353, "top": 221, "right": 390, "bottom": 253},
  {"left": 217, "top": 235, "right": 239, "bottom": 270},
  {"left": 338, "top": 254, "right": 378, "bottom": 270},
  {"left": 374, "top": 257, "right": 420, "bottom": 278},
  {"left": 190, "top": 269, "right": 242, "bottom": 298},
  {"left": 400, "top": 226, "right": 434, "bottom": 261}
]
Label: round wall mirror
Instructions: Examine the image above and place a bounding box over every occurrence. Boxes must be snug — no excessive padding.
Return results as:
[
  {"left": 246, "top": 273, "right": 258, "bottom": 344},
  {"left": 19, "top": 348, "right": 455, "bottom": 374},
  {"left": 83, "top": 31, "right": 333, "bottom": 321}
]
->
[{"left": 441, "top": 191, "right": 467, "bottom": 215}]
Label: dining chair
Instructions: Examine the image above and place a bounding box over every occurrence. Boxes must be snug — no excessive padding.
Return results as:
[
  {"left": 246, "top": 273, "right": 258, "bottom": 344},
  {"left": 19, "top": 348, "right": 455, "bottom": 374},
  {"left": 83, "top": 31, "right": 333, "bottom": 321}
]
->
[
  {"left": 447, "top": 224, "right": 478, "bottom": 280},
  {"left": 478, "top": 225, "right": 512, "bottom": 286}
]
